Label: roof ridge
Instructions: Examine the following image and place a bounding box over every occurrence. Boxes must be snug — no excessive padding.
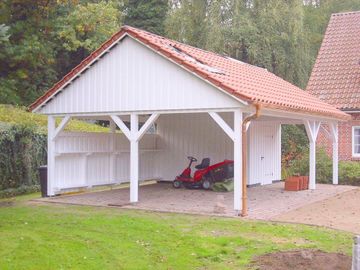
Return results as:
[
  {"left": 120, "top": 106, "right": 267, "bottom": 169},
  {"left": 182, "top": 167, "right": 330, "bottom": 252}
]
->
[{"left": 331, "top": 10, "right": 360, "bottom": 16}]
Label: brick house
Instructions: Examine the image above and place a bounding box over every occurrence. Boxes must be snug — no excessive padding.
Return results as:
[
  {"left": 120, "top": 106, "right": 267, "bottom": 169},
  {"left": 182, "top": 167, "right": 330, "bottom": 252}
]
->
[{"left": 307, "top": 11, "right": 360, "bottom": 161}]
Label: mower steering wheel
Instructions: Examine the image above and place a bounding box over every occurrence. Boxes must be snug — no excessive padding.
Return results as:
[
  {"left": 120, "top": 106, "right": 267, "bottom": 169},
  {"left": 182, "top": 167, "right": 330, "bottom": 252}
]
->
[{"left": 187, "top": 156, "right": 197, "bottom": 162}]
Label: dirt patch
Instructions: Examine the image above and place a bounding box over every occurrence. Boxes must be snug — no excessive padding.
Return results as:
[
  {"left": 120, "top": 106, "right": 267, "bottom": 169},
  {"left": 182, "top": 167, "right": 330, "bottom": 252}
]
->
[
  {"left": 251, "top": 250, "right": 351, "bottom": 270},
  {"left": 273, "top": 188, "right": 360, "bottom": 234},
  {"left": 0, "top": 201, "right": 14, "bottom": 207}
]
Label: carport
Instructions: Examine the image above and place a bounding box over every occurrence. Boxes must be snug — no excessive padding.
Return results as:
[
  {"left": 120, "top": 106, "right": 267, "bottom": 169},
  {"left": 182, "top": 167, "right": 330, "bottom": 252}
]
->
[{"left": 30, "top": 26, "right": 349, "bottom": 215}]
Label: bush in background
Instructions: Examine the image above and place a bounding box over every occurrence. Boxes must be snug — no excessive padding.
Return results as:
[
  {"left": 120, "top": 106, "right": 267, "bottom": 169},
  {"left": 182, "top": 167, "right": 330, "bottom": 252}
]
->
[
  {"left": 0, "top": 123, "right": 47, "bottom": 191},
  {"left": 283, "top": 147, "right": 360, "bottom": 186},
  {"left": 0, "top": 105, "right": 109, "bottom": 197},
  {"left": 0, "top": 185, "right": 40, "bottom": 199}
]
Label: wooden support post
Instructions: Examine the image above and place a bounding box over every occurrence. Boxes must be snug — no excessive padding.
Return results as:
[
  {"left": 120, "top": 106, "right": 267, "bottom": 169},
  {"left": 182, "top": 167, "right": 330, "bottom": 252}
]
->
[
  {"left": 234, "top": 110, "right": 242, "bottom": 214},
  {"left": 53, "top": 116, "right": 71, "bottom": 140},
  {"left": 208, "top": 112, "right": 235, "bottom": 140},
  {"left": 130, "top": 114, "right": 139, "bottom": 203},
  {"left": 304, "top": 120, "right": 321, "bottom": 190},
  {"left": 136, "top": 114, "right": 159, "bottom": 141},
  {"left": 329, "top": 123, "right": 339, "bottom": 185},
  {"left": 109, "top": 120, "right": 116, "bottom": 183},
  {"left": 47, "top": 116, "right": 56, "bottom": 196},
  {"left": 208, "top": 110, "right": 242, "bottom": 215}
]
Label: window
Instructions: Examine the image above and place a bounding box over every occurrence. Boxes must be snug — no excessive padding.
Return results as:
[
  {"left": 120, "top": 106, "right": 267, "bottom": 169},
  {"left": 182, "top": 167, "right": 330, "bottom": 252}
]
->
[{"left": 353, "top": 126, "right": 360, "bottom": 157}]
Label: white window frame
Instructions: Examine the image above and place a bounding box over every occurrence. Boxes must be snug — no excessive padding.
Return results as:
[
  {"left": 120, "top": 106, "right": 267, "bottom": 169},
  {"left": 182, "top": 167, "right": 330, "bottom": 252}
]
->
[{"left": 352, "top": 126, "right": 360, "bottom": 157}]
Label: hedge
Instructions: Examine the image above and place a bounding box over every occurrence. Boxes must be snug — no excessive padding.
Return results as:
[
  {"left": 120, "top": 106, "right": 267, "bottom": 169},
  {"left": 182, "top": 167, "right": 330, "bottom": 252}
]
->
[
  {"left": 0, "top": 104, "right": 109, "bottom": 194},
  {"left": 0, "top": 123, "right": 47, "bottom": 190}
]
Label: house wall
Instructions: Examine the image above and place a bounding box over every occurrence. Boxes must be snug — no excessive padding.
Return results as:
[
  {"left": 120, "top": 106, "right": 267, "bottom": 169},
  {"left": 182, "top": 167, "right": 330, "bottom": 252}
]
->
[{"left": 317, "top": 113, "right": 360, "bottom": 161}]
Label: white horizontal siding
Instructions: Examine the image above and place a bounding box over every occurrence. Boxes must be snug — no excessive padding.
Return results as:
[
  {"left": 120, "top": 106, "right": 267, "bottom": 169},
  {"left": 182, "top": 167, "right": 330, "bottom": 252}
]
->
[{"left": 40, "top": 37, "right": 241, "bottom": 115}]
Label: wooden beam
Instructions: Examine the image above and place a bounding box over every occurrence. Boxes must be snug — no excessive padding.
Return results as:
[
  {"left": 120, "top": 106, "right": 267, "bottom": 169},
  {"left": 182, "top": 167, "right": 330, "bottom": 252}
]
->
[
  {"left": 109, "top": 120, "right": 116, "bottom": 183},
  {"left": 303, "top": 120, "right": 321, "bottom": 190},
  {"left": 233, "top": 109, "right": 242, "bottom": 214},
  {"left": 130, "top": 114, "right": 139, "bottom": 203},
  {"left": 136, "top": 113, "right": 159, "bottom": 142},
  {"left": 47, "top": 116, "right": 56, "bottom": 196},
  {"left": 53, "top": 116, "right": 71, "bottom": 140},
  {"left": 110, "top": 115, "right": 131, "bottom": 140},
  {"left": 208, "top": 112, "right": 235, "bottom": 141}
]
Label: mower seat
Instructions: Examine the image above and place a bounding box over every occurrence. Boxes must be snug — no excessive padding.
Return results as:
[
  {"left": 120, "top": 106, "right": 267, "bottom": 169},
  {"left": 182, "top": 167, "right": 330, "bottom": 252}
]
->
[{"left": 195, "top": 158, "right": 210, "bottom": 170}]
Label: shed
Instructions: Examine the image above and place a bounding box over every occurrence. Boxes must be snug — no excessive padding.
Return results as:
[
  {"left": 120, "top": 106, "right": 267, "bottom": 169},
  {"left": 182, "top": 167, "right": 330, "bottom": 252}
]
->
[{"left": 30, "top": 26, "right": 350, "bottom": 215}]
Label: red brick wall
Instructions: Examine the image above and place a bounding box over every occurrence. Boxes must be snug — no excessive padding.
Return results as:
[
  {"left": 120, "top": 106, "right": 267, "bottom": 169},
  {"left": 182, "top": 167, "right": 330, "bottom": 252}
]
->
[{"left": 317, "top": 113, "right": 360, "bottom": 161}]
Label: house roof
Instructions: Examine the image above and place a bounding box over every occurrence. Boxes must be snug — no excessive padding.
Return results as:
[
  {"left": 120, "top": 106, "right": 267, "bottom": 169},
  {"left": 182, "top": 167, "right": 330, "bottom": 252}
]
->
[
  {"left": 307, "top": 11, "right": 360, "bottom": 111},
  {"left": 30, "top": 26, "right": 349, "bottom": 120}
]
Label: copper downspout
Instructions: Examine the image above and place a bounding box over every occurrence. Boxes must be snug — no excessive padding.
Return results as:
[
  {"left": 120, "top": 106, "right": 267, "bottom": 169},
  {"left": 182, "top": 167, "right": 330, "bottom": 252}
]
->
[{"left": 241, "top": 104, "right": 261, "bottom": 217}]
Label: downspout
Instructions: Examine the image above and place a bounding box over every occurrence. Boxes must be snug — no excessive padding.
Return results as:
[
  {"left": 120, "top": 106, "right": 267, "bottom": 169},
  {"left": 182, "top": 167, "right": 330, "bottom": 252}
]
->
[{"left": 241, "top": 104, "right": 261, "bottom": 217}]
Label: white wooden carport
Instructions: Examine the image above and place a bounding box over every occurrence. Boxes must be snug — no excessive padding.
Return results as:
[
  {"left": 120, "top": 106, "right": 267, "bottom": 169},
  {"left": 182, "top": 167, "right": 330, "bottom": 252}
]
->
[{"left": 30, "top": 26, "right": 349, "bottom": 215}]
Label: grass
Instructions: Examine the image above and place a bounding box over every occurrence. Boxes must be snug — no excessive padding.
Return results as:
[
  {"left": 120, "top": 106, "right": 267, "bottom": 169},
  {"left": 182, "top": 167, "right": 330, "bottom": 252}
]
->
[
  {"left": 0, "top": 104, "right": 108, "bottom": 133},
  {"left": 0, "top": 195, "right": 353, "bottom": 270}
]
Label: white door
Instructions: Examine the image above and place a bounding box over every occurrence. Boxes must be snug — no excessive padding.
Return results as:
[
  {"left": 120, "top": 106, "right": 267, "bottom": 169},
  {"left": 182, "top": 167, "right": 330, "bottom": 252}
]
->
[
  {"left": 249, "top": 123, "right": 279, "bottom": 185},
  {"left": 259, "top": 128, "right": 275, "bottom": 185}
]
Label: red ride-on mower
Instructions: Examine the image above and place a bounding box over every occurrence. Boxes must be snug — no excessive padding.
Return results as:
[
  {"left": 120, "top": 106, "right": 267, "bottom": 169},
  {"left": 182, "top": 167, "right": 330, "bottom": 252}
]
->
[{"left": 173, "top": 156, "right": 234, "bottom": 190}]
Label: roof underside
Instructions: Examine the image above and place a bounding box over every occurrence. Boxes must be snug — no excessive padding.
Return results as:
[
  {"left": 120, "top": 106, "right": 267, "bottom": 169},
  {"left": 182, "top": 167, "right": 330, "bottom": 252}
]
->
[
  {"left": 30, "top": 26, "right": 349, "bottom": 120},
  {"left": 307, "top": 11, "right": 360, "bottom": 111}
]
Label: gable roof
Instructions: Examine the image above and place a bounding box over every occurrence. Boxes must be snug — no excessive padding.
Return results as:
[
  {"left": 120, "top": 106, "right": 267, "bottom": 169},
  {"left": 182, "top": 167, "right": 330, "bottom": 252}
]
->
[
  {"left": 307, "top": 11, "right": 360, "bottom": 111},
  {"left": 30, "top": 26, "right": 349, "bottom": 120}
]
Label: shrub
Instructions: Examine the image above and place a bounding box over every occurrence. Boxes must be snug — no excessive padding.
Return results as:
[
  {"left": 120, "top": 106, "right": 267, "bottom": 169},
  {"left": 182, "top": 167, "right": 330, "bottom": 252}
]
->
[
  {"left": 0, "top": 104, "right": 109, "bottom": 192},
  {"left": 339, "top": 162, "right": 360, "bottom": 186},
  {"left": 283, "top": 147, "right": 360, "bottom": 186},
  {"left": 0, "top": 185, "right": 40, "bottom": 199},
  {"left": 0, "top": 104, "right": 108, "bottom": 133},
  {"left": 0, "top": 123, "right": 47, "bottom": 190}
]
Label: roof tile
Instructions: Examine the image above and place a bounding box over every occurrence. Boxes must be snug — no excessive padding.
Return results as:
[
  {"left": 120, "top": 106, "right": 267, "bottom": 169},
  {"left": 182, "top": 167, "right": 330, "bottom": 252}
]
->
[{"left": 307, "top": 11, "right": 360, "bottom": 110}]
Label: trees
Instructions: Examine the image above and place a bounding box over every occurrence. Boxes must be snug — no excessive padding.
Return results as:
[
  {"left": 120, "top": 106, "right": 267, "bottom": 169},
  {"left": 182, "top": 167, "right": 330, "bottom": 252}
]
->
[
  {"left": 0, "top": 0, "right": 360, "bottom": 106},
  {"left": 0, "top": 0, "right": 123, "bottom": 105},
  {"left": 124, "top": 0, "right": 169, "bottom": 35}
]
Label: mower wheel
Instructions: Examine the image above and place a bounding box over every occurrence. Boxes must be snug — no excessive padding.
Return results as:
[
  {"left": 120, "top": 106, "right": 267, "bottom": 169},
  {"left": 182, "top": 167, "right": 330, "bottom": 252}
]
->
[
  {"left": 173, "top": 180, "right": 182, "bottom": 188},
  {"left": 202, "top": 178, "right": 212, "bottom": 190}
]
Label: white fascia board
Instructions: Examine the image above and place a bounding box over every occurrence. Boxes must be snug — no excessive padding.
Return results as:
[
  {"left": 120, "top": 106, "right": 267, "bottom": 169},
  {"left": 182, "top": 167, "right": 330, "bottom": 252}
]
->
[{"left": 41, "top": 107, "right": 243, "bottom": 117}]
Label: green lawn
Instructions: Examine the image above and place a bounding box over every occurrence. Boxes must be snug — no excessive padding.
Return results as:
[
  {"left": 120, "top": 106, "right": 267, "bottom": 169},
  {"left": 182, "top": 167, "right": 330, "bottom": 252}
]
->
[{"left": 0, "top": 194, "right": 353, "bottom": 270}]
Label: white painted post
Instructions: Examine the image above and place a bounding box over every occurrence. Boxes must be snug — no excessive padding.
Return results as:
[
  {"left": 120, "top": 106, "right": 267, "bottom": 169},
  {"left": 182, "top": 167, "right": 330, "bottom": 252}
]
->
[
  {"left": 330, "top": 123, "right": 339, "bottom": 185},
  {"left": 109, "top": 120, "right": 116, "bottom": 183},
  {"left": 309, "top": 140, "right": 316, "bottom": 189},
  {"left": 234, "top": 109, "right": 243, "bottom": 214},
  {"left": 353, "top": 236, "right": 360, "bottom": 270},
  {"left": 130, "top": 114, "right": 139, "bottom": 203},
  {"left": 304, "top": 120, "right": 321, "bottom": 190},
  {"left": 47, "top": 116, "right": 56, "bottom": 196}
]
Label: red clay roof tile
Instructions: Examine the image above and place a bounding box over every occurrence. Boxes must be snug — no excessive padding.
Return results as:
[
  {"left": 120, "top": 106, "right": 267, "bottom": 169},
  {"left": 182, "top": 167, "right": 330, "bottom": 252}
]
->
[{"left": 307, "top": 11, "right": 360, "bottom": 111}]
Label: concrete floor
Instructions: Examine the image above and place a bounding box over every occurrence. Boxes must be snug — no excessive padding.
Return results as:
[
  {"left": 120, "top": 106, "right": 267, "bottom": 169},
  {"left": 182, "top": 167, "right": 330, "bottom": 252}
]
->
[{"left": 36, "top": 182, "right": 356, "bottom": 220}]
